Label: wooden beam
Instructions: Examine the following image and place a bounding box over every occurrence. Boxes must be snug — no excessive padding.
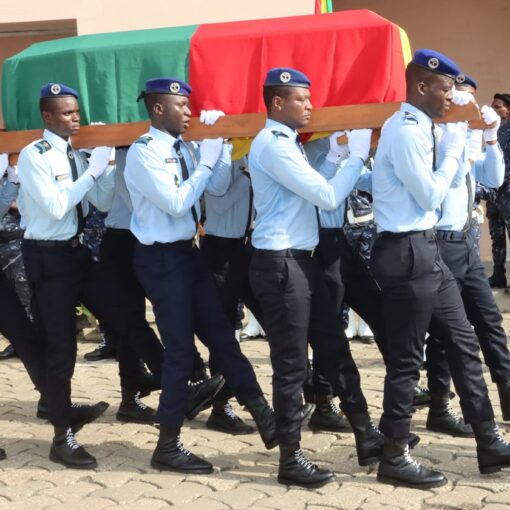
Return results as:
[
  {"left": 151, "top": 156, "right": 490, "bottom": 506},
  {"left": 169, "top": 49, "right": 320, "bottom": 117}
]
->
[{"left": 0, "top": 101, "right": 482, "bottom": 160}]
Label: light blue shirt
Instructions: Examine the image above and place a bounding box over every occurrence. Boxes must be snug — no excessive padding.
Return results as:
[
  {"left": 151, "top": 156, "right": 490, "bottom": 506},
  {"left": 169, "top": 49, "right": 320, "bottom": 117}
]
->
[
  {"left": 105, "top": 148, "right": 132, "bottom": 230},
  {"left": 125, "top": 126, "right": 232, "bottom": 245},
  {"left": 249, "top": 119, "right": 364, "bottom": 250},
  {"left": 0, "top": 180, "right": 19, "bottom": 220},
  {"left": 204, "top": 157, "right": 252, "bottom": 239},
  {"left": 437, "top": 136, "right": 504, "bottom": 231},
  {"left": 305, "top": 137, "right": 372, "bottom": 229},
  {"left": 373, "top": 103, "right": 464, "bottom": 233},
  {"left": 18, "top": 129, "right": 115, "bottom": 240}
]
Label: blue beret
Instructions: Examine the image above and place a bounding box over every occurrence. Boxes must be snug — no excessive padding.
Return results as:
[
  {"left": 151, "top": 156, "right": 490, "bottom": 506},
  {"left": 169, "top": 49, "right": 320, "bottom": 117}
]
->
[
  {"left": 457, "top": 74, "right": 477, "bottom": 90},
  {"left": 412, "top": 49, "right": 462, "bottom": 81},
  {"left": 264, "top": 67, "right": 311, "bottom": 88},
  {"left": 146, "top": 77, "right": 191, "bottom": 96},
  {"left": 40, "top": 83, "right": 79, "bottom": 99}
]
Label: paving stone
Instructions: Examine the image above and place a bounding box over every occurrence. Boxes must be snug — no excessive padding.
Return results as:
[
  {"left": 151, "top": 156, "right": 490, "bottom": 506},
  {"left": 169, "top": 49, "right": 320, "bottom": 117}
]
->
[
  {"left": 425, "top": 485, "right": 493, "bottom": 509},
  {"left": 486, "top": 491, "right": 510, "bottom": 504},
  {"left": 142, "top": 481, "right": 213, "bottom": 504}
]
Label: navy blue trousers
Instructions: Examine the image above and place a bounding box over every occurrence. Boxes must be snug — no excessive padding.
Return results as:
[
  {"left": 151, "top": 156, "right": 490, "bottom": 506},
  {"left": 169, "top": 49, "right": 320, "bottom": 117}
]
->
[{"left": 133, "top": 240, "right": 262, "bottom": 428}]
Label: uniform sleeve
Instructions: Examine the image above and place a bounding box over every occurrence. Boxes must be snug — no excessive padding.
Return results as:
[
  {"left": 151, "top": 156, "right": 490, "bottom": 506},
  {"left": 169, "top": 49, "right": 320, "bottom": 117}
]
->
[
  {"left": 126, "top": 143, "right": 211, "bottom": 218},
  {"left": 0, "top": 181, "right": 19, "bottom": 219},
  {"left": 474, "top": 143, "right": 505, "bottom": 188},
  {"left": 205, "top": 173, "right": 250, "bottom": 215},
  {"left": 18, "top": 148, "right": 95, "bottom": 220},
  {"left": 257, "top": 137, "right": 362, "bottom": 211},
  {"left": 204, "top": 143, "right": 233, "bottom": 196},
  {"left": 112, "top": 152, "right": 134, "bottom": 212},
  {"left": 85, "top": 165, "right": 116, "bottom": 212},
  {"left": 390, "top": 126, "right": 460, "bottom": 211}
]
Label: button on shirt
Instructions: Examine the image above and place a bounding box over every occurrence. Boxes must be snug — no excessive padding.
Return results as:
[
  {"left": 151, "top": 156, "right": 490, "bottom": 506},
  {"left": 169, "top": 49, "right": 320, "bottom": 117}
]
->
[
  {"left": 17, "top": 129, "right": 115, "bottom": 240},
  {"left": 124, "top": 126, "right": 232, "bottom": 245},
  {"left": 373, "top": 103, "right": 464, "bottom": 233},
  {"left": 204, "top": 157, "right": 251, "bottom": 239},
  {"left": 249, "top": 119, "right": 364, "bottom": 250}
]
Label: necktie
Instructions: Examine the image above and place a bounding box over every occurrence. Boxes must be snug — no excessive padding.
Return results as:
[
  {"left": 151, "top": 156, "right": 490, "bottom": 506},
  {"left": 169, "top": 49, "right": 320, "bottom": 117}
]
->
[
  {"left": 173, "top": 140, "right": 199, "bottom": 232},
  {"left": 295, "top": 135, "right": 321, "bottom": 229},
  {"left": 431, "top": 123, "right": 443, "bottom": 221},
  {"left": 66, "top": 144, "right": 85, "bottom": 235}
]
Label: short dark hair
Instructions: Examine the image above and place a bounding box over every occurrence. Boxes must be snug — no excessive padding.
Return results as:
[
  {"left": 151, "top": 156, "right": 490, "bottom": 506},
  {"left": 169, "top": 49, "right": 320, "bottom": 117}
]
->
[
  {"left": 39, "top": 96, "right": 58, "bottom": 114},
  {"left": 263, "top": 86, "right": 293, "bottom": 112},
  {"left": 494, "top": 93, "right": 510, "bottom": 108}
]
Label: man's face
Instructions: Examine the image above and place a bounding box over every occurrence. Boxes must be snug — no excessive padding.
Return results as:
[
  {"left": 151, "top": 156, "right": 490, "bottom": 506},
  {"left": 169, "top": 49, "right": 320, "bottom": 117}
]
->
[
  {"left": 43, "top": 96, "right": 80, "bottom": 138},
  {"left": 276, "top": 87, "right": 312, "bottom": 129},
  {"left": 421, "top": 73, "right": 455, "bottom": 119},
  {"left": 158, "top": 94, "right": 192, "bottom": 136},
  {"left": 491, "top": 98, "right": 510, "bottom": 121}
]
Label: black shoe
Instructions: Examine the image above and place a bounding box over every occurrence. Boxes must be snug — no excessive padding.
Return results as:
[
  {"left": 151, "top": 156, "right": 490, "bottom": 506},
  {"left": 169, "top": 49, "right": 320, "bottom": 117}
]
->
[
  {"left": 308, "top": 396, "right": 351, "bottom": 432},
  {"left": 497, "top": 381, "right": 510, "bottom": 421},
  {"left": 474, "top": 420, "right": 510, "bottom": 474},
  {"left": 37, "top": 399, "right": 109, "bottom": 433},
  {"left": 244, "top": 396, "right": 278, "bottom": 449},
  {"left": 151, "top": 426, "right": 213, "bottom": 474},
  {"left": 489, "top": 270, "right": 507, "bottom": 289},
  {"left": 206, "top": 402, "right": 254, "bottom": 435},
  {"left": 84, "top": 341, "right": 117, "bottom": 361},
  {"left": 426, "top": 394, "right": 474, "bottom": 437},
  {"left": 301, "top": 403, "right": 316, "bottom": 424},
  {"left": 186, "top": 373, "right": 225, "bottom": 420},
  {"left": 0, "top": 345, "right": 18, "bottom": 361},
  {"left": 412, "top": 386, "right": 432, "bottom": 409},
  {"left": 49, "top": 427, "right": 97, "bottom": 469},
  {"left": 138, "top": 370, "right": 161, "bottom": 398},
  {"left": 116, "top": 390, "right": 157, "bottom": 424},
  {"left": 345, "top": 412, "right": 384, "bottom": 466},
  {"left": 0, "top": 448, "right": 5, "bottom": 460},
  {"left": 278, "top": 444, "right": 335, "bottom": 488},
  {"left": 377, "top": 438, "right": 447, "bottom": 489}
]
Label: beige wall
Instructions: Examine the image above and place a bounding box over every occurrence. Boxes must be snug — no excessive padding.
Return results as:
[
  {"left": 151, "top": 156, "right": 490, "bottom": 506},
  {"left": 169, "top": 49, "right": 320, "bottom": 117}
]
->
[{"left": 1, "top": 0, "right": 315, "bottom": 35}]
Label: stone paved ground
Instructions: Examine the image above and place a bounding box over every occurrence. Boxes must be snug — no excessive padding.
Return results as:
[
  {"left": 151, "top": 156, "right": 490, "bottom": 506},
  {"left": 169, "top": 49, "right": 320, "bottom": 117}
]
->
[{"left": 1, "top": 313, "right": 510, "bottom": 510}]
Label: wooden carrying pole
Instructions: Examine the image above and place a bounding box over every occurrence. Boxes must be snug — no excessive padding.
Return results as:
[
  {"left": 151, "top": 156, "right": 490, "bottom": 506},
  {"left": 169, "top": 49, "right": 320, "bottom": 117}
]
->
[{"left": 1, "top": 101, "right": 483, "bottom": 164}]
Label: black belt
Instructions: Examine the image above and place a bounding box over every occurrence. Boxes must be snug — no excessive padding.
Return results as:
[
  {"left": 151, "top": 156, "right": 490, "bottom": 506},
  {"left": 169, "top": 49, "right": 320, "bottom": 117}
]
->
[
  {"left": 378, "top": 229, "right": 435, "bottom": 239},
  {"left": 153, "top": 239, "right": 196, "bottom": 249},
  {"left": 254, "top": 247, "right": 315, "bottom": 258},
  {"left": 435, "top": 230, "right": 468, "bottom": 241},
  {"left": 22, "top": 236, "right": 81, "bottom": 248}
]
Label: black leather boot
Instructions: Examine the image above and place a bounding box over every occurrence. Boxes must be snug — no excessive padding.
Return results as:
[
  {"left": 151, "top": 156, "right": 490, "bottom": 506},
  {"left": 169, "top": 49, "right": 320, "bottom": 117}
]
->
[
  {"left": 473, "top": 420, "right": 510, "bottom": 474},
  {"left": 277, "top": 443, "right": 335, "bottom": 488},
  {"left": 116, "top": 389, "right": 157, "bottom": 424},
  {"left": 497, "top": 381, "right": 510, "bottom": 421},
  {"left": 345, "top": 412, "right": 384, "bottom": 466},
  {"left": 49, "top": 427, "right": 97, "bottom": 469},
  {"left": 244, "top": 396, "right": 278, "bottom": 449},
  {"left": 489, "top": 267, "right": 507, "bottom": 289},
  {"left": 206, "top": 400, "right": 254, "bottom": 435},
  {"left": 151, "top": 426, "right": 213, "bottom": 474},
  {"left": 308, "top": 395, "right": 351, "bottom": 432},
  {"left": 377, "top": 437, "right": 447, "bottom": 489},
  {"left": 37, "top": 398, "right": 109, "bottom": 433},
  {"left": 412, "top": 385, "right": 432, "bottom": 410},
  {"left": 186, "top": 373, "right": 225, "bottom": 420},
  {"left": 426, "top": 393, "right": 474, "bottom": 437},
  {"left": 0, "top": 344, "right": 18, "bottom": 360}
]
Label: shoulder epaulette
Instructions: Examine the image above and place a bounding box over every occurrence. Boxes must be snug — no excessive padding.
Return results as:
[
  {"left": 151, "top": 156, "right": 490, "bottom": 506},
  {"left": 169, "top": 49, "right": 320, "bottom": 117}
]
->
[
  {"left": 271, "top": 130, "right": 289, "bottom": 139},
  {"left": 402, "top": 112, "right": 419, "bottom": 125},
  {"left": 34, "top": 140, "right": 52, "bottom": 154},
  {"left": 135, "top": 135, "right": 153, "bottom": 145}
]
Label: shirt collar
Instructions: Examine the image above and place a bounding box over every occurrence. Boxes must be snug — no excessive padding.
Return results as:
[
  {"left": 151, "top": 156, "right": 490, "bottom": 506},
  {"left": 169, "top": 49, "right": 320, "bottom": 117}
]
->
[
  {"left": 43, "top": 129, "right": 71, "bottom": 153},
  {"left": 148, "top": 125, "right": 182, "bottom": 147},
  {"left": 265, "top": 119, "right": 298, "bottom": 139},
  {"left": 400, "top": 102, "right": 433, "bottom": 126}
]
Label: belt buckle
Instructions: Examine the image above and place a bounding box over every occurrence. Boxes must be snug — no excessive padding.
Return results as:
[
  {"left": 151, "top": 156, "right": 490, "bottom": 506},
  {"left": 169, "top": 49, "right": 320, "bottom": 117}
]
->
[{"left": 71, "top": 237, "right": 80, "bottom": 248}]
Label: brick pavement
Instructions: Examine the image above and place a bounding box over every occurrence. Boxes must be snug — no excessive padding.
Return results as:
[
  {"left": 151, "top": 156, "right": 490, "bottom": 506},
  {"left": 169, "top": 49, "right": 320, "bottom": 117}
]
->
[{"left": 1, "top": 315, "right": 510, "bottom": 509}]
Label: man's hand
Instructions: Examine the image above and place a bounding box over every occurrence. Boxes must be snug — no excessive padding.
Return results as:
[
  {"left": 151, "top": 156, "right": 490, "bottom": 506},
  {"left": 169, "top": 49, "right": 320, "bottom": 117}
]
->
[
  {"left": 347, "top": 129, "right": 372, "bottom": 161},
  {"left": 481, "top": 105, "right": 501, "bottom": 143},
  {"left": 452, "top": 90, "right": 475, "bottom": 106},
  {"left": 326, "top": 131, "right": 349, "bottom": 163},
  {"left": 199, "top": 110, "right": 225, "bottom": 126},
  {"left": 7, "top": 165, "right": 19, "bottom": 184},
  {"left": 199, "top": 138, "right": 224, "bottom": 168},
  {"left": 87, "top": 146, "right": 115, "bottom": 179}
]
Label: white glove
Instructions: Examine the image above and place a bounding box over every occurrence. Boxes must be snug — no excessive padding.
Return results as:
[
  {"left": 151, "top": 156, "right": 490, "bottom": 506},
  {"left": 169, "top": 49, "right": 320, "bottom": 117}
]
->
[
  {"left": 347, "top": 129, "right": 372, "bottom": 161},
  {"left": 7, "top": 165, "right": 18, "bottom": 184},
  {"left": 87, "top": 146, "right": 115, "bottom": 179},
  {"left": 0, "top": 154, "right": 8, "bottom": 175},
  {"left": 452, "top": 90, "right": 475, "bottom": 106},
  {"left": 199, "top": 110, "right": 225, "bottom": 126},
  {"left": 467, "top": 129, "right": 483, "bottom": 163},
  {"left": 440, "top": 122, "right": 468, "bottom": 159},
  {"left": 90, "top": 121, "right": 105, "bottom": 126},
  {"left": 326, "top": 131, "right": 349, "bottom": 163},
  {"left": 481, "top": 105, "right": 501, "bottom": 142},
  {"left": 199, "top": 138, "right": 224, "bottom": 168}
]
